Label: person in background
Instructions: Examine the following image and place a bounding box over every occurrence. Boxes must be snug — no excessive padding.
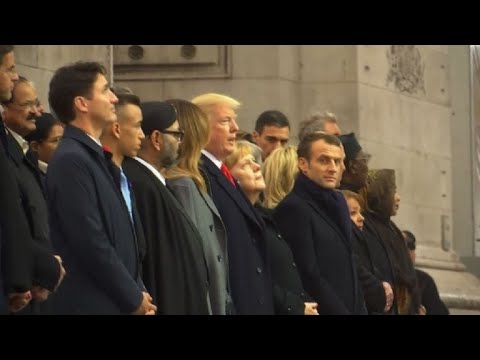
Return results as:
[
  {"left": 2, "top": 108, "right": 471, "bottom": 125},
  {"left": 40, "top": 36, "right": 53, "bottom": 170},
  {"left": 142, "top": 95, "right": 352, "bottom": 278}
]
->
[
  {"left": 298, "top": 111, "right": 341, "bottom": 142},
  {"left": 25, "top": 112, "right": 64, "bottom": 178},
  {"left": 403, "top": 230, "right": 449, "bottom": 315},
  {"left": 342, "top": 190, "right": 393, "bottom": 314},
  {"left": 252, "top": 110, "right": 290, "bottom": 161},
  {"left": 262, "top": 145, "right": 298, "bottom": 210}
]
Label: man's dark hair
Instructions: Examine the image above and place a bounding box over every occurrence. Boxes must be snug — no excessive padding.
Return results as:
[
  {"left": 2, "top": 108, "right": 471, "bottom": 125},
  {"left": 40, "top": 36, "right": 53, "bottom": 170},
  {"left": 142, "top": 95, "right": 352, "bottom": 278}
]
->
[
  {"left": 254, "top": 110, "right": 290, "bottom": 133},
  {"left": 0, "top": 45, "right": 14, "bottom": 65},
  {"left": 49, "top": 61, "right": 107, "bottom": 124},
  {"left": 297, "top": 131, "right": 341, "bottom": 160},
  {"left": 115, "top": 93, "right": 140, "bottom": 108}
]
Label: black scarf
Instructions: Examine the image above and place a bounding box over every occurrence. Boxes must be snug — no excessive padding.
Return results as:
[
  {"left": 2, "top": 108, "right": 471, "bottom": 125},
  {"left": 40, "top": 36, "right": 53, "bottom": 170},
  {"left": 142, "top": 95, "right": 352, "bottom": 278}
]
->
[{"left": 296, "top": 173, "right": 352, "bottom": 242}]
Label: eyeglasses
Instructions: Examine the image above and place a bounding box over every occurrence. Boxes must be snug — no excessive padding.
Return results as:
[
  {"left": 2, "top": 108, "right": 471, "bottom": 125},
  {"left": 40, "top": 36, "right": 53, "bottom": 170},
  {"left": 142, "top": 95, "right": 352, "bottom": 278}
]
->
[
  {"left": 161, "top": 129, "right": 184, "bottom": 142},
  {"left": 8, "top": 99, "right": 40, "bottom": 111}
]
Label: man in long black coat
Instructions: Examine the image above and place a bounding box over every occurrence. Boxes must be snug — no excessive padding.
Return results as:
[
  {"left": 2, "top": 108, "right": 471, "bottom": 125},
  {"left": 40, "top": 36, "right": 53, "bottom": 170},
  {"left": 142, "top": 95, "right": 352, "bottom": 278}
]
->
[
  {"left": 123, "top": 101, "right": 210, "bottom": 315},
  {"left": 274, "top": 132, "right": 366, "bottom": 315},
  {"left": 0, "top": 45, "right": 33, "bottom": 313},
  {"left": 47, "top": 62, "right": 154, "bottom": 314},
  {"left": 193, "top": 93, "right": 274, "bottom": 315}
]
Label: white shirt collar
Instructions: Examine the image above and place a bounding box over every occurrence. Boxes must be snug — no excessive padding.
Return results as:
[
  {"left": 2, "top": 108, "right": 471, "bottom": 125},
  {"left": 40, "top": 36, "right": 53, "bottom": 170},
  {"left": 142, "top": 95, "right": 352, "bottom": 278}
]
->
[
  {"left": 134, "top": 156, "right": 166, "bottom": 186},
  {"left": 38, "top": 159, "right": 48, "bottom": 174},
  {"left": 86, "top": 133, "right": 102, "bottom": 148},
  {"left": 7, "top": 127, "right": 29, "bottom": 154},
  {"left": 201, "top": 149, "right": 222, "bottom": 169}
]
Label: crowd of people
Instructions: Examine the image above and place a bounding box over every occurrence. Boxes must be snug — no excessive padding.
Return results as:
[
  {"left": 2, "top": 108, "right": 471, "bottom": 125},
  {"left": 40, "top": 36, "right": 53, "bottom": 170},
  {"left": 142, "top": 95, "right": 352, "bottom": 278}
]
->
[{"left": 0, "top": 45, "right": 449, "bottom": 315}]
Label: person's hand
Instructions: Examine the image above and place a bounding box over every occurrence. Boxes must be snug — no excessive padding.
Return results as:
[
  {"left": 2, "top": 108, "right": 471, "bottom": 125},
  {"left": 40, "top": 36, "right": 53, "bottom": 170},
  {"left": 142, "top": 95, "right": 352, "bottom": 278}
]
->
[
  {"left": 8, "top": 291, "right": 32, "bottom": 313},
  {"left": 31, "top": 286, "right": 50, "bottom": 302},
  {"left": 131, "top": 292, "right": 157, "bottom": 315},
  {"left": 418, "top": 305, "right": 427, "bottom": 315},
  {"left": 382, "top": 281, "right": 394, "bottom": 312},
  {"left": 304, "top": 302, "right": 319, "bottom": 315},
  {"left": 54, "top": 255, "right": 66, "bottom": 291}
]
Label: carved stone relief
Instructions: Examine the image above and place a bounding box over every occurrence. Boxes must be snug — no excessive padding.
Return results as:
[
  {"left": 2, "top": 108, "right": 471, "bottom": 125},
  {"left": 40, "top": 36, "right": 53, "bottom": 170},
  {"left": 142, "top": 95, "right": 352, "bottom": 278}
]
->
[{"left": 386, "top": 45, "right": 425, "bottom": 95}]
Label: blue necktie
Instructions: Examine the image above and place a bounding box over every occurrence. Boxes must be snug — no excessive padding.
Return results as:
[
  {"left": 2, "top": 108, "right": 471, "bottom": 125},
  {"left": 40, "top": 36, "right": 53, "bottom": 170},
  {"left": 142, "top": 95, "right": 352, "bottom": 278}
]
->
[{"left": 119, "top": 168, "right": 133, "bottom": 223}]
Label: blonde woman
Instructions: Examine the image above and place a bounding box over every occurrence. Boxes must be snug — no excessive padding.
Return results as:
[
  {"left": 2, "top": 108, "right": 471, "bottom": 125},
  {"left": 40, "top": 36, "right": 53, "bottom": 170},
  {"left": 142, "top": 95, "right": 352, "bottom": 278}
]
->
[
  {"left": 225, "top": 142, "right": 318, "bottom": 315},
  {"left": 165, "top": 99, "right": 233, "bottom": 315},
  {"left": 262, "top": 145, "right": 298, "bottom": 209}
]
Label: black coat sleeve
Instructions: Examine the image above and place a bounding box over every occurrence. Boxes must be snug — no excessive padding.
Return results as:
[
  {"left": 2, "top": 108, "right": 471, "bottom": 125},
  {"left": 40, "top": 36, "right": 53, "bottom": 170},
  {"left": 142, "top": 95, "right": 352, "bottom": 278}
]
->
[
  {"left": 0, "top": 147, "right": 32, "bottom": 293},
  {"left": 352, "top": 233, "right": 387, "bottom": 314}
]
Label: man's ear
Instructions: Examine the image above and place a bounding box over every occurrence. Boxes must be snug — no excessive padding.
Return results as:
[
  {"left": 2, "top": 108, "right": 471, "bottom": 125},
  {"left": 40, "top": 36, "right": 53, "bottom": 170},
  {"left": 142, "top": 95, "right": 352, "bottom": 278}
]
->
[
  {"left": 298, "top": 157, "right": 309, "bottom": 174},
  {"left": 252, "top": 130, "right": 260, "bottom": 143},
  {"left": 112, "top": 122, "right": 121, "bottom": 139},
  {"left": 30, "top": 140, "right": 39, "bottom": 152},
  {"left": 151, "top": 130, "right": 163, "bottom": 151},
  {"left": 73, "top": 96, "right": 88, "bottom": 113}
]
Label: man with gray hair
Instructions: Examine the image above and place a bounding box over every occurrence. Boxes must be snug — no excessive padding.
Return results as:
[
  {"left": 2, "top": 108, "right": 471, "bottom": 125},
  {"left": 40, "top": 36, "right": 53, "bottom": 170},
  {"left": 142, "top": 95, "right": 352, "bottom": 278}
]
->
[{"left": 298, "top": 110, "right": 341, "bottom": 141}]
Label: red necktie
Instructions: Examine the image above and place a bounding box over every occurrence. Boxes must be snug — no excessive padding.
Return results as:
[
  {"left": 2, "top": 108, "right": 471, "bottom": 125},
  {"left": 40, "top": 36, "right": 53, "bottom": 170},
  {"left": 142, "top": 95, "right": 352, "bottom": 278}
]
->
[{"left": 221, "top": 163, "right": 235, "bottom": 186}]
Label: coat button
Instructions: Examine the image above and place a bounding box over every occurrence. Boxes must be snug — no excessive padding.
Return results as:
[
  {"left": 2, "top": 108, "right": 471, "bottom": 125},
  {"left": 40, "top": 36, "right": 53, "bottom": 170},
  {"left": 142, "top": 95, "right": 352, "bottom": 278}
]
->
[
  {"left": 292, "top": 262, "right": 297, "bottom": 268},
  {"left": 287, "top": 306, "right": 292, "bottom": 312},
  {"left": 209, "top": 225, "right": 214, "bottom": 232},
  {"left": 256, "top": 267, "right": 262, "bottom": 274},
  {"left": 217, "top": 255, "right": 222, "bottom": 262},
  {"left": 300, "top": 292, "right": 305, "bottom": 298},
  {"left": 258, "top": 297, "right": 264, "bottom": 305},
  {"left": 277, "top": 234, "right": 282, "bottom": 239}
]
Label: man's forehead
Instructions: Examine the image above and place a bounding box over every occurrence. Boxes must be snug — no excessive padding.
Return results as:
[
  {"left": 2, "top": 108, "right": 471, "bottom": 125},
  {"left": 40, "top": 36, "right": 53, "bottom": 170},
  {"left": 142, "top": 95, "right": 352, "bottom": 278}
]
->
[
  {"left": 14, "top": 81, "right": 36, "bottom": 99},
  {"left": 313, "top": 139, "right": 343, "bottom": 155},
  {"left": 262, "top": 125, "right": 290, "bottom": 136}
]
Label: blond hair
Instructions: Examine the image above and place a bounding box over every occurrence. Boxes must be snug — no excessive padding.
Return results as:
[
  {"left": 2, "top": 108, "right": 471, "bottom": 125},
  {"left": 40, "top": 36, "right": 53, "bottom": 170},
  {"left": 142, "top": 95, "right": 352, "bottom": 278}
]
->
[
  {"left": 163, "top": 99, "right": 210, "bottom": 193},
  {"left": 191, "top": 93, "right": 241, "bottom": 119},
  {"left": 262, "top": 146, "right": 298, "bottom": 209},
  {"left": 224, "top": 141, "right": 261, "bottom": 170}
]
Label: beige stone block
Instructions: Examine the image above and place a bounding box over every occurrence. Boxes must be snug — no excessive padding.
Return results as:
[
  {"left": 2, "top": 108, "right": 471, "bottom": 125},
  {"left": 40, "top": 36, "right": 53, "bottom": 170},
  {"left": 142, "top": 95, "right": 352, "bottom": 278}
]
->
[
  {"left": 300, "top": 45, "right": 357, "bottom": 83},
  {"left": 278, "top": 45, "right": 300, "bottom": 81},
  {"left": 410, "top": 100, "right": 451, "bottom": 158},
  {"left": 358, "top": 83, "right": 413, "bottom": 150},
  {"left": 163, "top": 79, "right": 232, "bottom": 103},
  {"left": 37, "top": 45, "right": 110, "bottom": 72},
  {"left": 14, "top": 45, "right": 38, "bottom": 67},
  {"left": 113, "top": 80, "right": 164, "bottom": 102},
  {"left": 421, "top": 45, "right": 450, "bottom": 106},
  {"left": 425, "top": 45, "right": 449, "bottom": 54},
  {"left": 358, "top": 83, "right": 451, "bottom": 158},
  {"left": 300, "top": 83, "right": 359, "bottom": 135},
  {"left": 232, "top": 45, "right": 279, "bottom": 78},
  {"left": 357, "top": 45, "right": 390, "bottom": 89},
  {"left": 227, "top": 79, "right": 299, "bottom": 136}
]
